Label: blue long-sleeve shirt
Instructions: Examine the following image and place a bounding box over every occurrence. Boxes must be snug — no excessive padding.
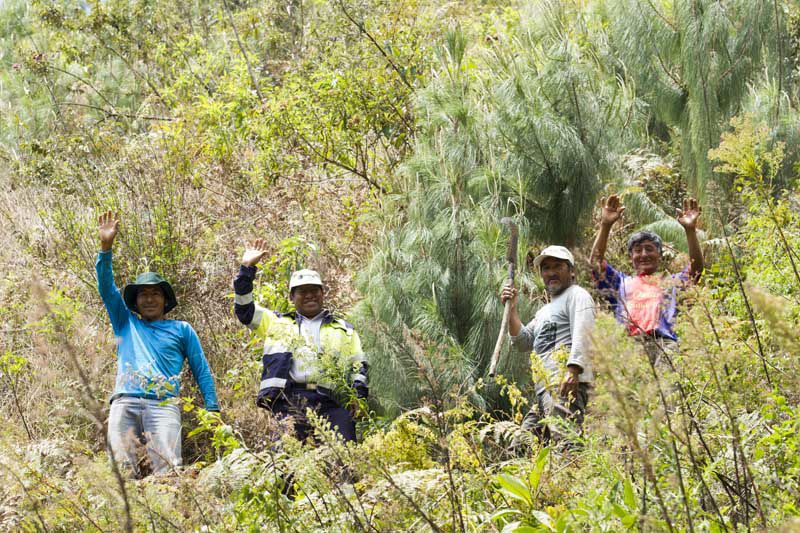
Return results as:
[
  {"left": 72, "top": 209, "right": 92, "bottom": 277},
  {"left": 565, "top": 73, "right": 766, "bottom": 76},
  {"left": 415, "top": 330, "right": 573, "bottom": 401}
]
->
[{"left": 96, "top": 250, "right": 219, "bottom": 410}]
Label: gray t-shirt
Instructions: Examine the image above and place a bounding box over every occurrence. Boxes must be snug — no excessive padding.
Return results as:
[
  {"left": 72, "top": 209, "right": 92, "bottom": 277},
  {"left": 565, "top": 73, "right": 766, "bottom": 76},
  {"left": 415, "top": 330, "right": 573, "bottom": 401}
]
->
[{"left": 510, "top": 284, "right": 595, "bottom": 394}]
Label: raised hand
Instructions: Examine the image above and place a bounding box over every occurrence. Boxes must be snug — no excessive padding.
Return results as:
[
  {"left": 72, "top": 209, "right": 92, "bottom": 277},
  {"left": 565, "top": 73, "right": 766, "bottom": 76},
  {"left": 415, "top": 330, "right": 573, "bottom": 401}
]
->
[
  {"left": 677, "top": 197, "right": 701, "bottom": 231},
  {"left": 241, "top": 238, "right": 269, "bottom": 267},
  {"left": 98, "top": 211, "right": 120, "bottom": 251},
  {"left": 600, "top": 194, "right": 625, "bottom": 227}
]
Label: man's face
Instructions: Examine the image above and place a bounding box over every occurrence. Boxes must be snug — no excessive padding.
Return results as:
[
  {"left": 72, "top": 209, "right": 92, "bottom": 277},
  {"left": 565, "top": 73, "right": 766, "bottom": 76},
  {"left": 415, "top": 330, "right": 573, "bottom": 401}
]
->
[
  {"left": 291, "top": 284, "right": 324, "bottom": 317},
  {"left": 630, "top": 239, "right": 661, "bottom": 275},
  {"left": 136, "top": 286, "right": 166, "bottom": 321},
  {"left": 540, "top": 257, "right": 573, "bottom": 296}
]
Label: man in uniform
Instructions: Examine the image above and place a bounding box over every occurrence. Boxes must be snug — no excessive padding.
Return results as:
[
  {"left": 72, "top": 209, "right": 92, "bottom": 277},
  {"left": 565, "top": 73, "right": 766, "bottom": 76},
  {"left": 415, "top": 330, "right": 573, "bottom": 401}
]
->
[{"left": 233, "top": 239, "right": 368, "bottom": 443}]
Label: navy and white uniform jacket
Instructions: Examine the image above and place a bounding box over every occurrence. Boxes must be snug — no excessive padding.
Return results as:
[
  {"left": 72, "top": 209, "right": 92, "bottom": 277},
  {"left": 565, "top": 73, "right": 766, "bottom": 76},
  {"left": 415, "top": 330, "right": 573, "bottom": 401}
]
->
[{"left": 233, "top": 265, "right": 368, "bottom": 408}]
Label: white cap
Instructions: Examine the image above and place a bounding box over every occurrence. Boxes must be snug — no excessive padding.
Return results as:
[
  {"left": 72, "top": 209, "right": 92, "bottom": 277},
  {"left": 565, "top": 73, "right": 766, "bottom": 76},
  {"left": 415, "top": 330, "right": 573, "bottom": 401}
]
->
[
  {"left": 289, "top": 269, "right": 323, "bottom": 290},
  {"left": 532, "top": 245, "right": 575, "bottom": 269}
]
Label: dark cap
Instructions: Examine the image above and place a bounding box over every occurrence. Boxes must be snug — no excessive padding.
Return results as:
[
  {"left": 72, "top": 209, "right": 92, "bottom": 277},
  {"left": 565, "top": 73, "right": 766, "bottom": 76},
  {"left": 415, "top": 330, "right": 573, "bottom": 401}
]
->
[{"left": 123, "top": 272, "right": 177, "bottom": 315}]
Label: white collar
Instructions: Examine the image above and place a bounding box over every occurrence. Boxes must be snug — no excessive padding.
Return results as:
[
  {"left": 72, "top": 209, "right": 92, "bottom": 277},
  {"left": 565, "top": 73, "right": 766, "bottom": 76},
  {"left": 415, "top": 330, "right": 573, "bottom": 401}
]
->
[{"left": 297, "top": 311, "right": 326, "bottom": 322}]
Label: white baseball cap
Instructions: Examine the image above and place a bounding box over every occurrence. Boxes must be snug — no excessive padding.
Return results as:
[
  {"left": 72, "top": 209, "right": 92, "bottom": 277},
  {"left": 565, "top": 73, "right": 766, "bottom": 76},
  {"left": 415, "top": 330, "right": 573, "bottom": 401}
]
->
[
  {"left": 289, "top": 269, "right": 323, "bottom": 290},
  {"left": 532, "top": 245, "right": 575, "bottom": 269}
]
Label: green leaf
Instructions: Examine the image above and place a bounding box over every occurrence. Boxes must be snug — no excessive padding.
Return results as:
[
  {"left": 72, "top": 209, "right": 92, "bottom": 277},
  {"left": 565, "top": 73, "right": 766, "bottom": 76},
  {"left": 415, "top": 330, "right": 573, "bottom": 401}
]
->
[
  {"left": 529, "top": 447, "right": 550, "bottom": 492},
  {"left": 501, "top": 521, "right": 522, "bottom": 533},
  {"left": 186, "top": 427, "right": 204, "bottom": 438},
  {"left": 502, "top": 523, "right": 539, "bottom": 533},
  {"left": 623, "top": 478, "right": 636, "bottom": 509},
  {"left": 490, "top": 509, "right": 523, "bottom": 522},
  {"left": 554, "top": 514, "right": 569, "bottom": 533},
  {"left": 495, "top": 473, "right": 533, "bottom": 507},
  {"left": 611, "top": 503, "right": 629, "bottom": 519},
  {"left": 532, "top": 510, "right": 555, "bottom": 530}
]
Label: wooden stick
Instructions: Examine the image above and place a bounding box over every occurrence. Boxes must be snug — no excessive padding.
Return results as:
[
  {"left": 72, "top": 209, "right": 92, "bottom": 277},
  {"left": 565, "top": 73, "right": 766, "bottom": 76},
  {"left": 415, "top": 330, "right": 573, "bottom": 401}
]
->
[{"left": 489, "top": 300, "right": 511, "bottom": 377}]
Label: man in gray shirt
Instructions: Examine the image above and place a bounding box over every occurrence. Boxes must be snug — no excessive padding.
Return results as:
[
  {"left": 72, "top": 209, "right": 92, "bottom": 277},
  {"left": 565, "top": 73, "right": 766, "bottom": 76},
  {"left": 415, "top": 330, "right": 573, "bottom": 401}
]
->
[{"left": 500, "top": 245, "right": 595, "bottom": 441}]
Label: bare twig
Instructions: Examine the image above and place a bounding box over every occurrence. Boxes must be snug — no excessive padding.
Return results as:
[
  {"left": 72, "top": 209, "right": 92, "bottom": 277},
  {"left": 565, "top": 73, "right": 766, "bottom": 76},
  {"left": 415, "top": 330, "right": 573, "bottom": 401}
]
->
[
  {"left": 31, "top": 282, "right": 134, "bottom": 533},
  {"left": 56, "top": 102, "right": 173, "bottom": 121},
  {"left": 221, "top": 0, "right": 264, "bottom": 102},
  {"left": 698, "top": 301, "right": 767, "bottom": 527},
  {"left": 716, "top": 209, "right": 772, "bottom": 387},
  {"left": 0, "top": 459, "right": 51, "bottom": 532},
  {"left": 337, "top": 1, "right": 414, "bottom": 90}
]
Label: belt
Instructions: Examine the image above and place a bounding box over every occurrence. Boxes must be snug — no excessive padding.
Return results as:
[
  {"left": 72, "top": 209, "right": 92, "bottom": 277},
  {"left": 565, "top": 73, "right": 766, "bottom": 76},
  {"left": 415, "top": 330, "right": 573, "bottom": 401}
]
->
[
  {"left": 293, "top": 382, "right": 333, "bottom": 392},
  {"left": 637, "top": 332, "right": 676, "bottom": 341}
]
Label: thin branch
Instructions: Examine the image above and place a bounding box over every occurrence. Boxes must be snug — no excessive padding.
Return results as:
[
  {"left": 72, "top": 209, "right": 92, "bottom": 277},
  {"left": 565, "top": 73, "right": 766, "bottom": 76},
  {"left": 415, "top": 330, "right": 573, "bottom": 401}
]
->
[
  {"left": 0, "top": 460, "right": 51, "bottom": 532},
  {"left": 773, "top": 0, "right": 783, "bottom": 119},
  {"left": 98, "top": 40, "right": 166, "bottom": 105},
  {"left": 698, "top": 301, "right": 768, "bottom": 526},
  {"left": 654, "top": 48, "right": 684, "bottom": 90},
  {"left": 337, "top": 1, "right": 414, "bottom": 90},
  {"left": 31, "top": 283, "right": 134, "bottom": 533},
  {"left": 28, "top": 37, "right": 63, "bottom": 121},
  {"left": 763, "top": 198, "right": 800, "bottom": 287},
  {"left": 291, "top": 124, "right": 388, "bottom": 194},
  {"left": 221, "top": 0, "right": 264, "bottom": 102},
  {"left": 717, "top": 209, "right": 772, "bottom": 387},
  {"left": 644, "top": 0, "right": 678, "bottom": 31},
  {"left": 56, "top": 101, "right": 173, "bottom": 121},
  {"left": 45, "top": 64, "right": 118, "bottom": 111},
  {"left": 1, "top": 370, "right": 33, "bottom": 440},
  {"left": 377, "top": 463, "right": 443, "bottom": 533}
]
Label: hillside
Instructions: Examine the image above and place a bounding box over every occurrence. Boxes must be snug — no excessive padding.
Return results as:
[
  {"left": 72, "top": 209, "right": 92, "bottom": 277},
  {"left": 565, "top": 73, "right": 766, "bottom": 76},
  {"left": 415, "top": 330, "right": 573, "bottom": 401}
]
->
[{"left": 1, "top": 0, "right": 800, "bottom": 531}]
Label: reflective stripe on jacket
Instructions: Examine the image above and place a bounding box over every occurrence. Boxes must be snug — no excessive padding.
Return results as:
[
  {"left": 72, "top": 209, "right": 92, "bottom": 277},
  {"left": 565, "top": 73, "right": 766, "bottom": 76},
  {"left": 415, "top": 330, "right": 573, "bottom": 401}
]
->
[{"left": 233, "top": 265, "right": 368, "bottom": 407}]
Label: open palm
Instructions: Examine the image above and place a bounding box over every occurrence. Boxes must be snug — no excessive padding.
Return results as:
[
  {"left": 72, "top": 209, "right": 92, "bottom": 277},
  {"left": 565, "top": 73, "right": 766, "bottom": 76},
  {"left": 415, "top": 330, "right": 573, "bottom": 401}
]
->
[
  {"left": 677, "top": 198, "right": 701, "bottom": 230},
  {"left": 600, "top": 194, "right": 625, "bottom": 226},
  {"left": 98, "top": 211, "right": 119, "bottom": 251},
  {"left": 241, "top": 238, "right": 269, "bottom": 267}
]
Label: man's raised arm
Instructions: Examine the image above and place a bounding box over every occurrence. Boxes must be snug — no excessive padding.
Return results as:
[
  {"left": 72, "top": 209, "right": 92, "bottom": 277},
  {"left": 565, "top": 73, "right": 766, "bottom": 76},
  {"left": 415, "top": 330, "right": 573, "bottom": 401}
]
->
[
  {"left": 590, "top": 195, "right": 625, "bottom": 275},
  {"left": 98, "top": 211, "right": 119, "bottom": 252},
  {"left": 677, "top": 197, "right": 704, "bottom": 283},
  {"left": 95, "top": 211, "right": 127, "bottom": 332},
  {"left": 501, "top": 284, "right": 536, "bottom": 352},
  {"left": 233, "top": 238, "right": 269, "bottom": 328}
]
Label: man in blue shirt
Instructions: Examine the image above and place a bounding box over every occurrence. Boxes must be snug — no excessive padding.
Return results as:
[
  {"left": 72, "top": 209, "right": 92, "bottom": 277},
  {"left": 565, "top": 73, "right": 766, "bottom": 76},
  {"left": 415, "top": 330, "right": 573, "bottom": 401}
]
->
[{"left": 96, "top": 211, "right": 219, "bottom": 477}]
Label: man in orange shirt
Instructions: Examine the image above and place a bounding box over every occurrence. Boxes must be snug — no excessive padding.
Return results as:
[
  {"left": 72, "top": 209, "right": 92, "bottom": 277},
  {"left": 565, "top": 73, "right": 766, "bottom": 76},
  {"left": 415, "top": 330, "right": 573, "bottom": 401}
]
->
[{"left": 590, "top": 195, "right": 703, "bottom": 367}]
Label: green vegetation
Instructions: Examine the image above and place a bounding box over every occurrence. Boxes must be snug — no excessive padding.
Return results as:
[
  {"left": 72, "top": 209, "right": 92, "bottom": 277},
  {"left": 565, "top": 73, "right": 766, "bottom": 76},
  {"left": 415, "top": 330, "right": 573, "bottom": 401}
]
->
[{"left": 1, "top": 0, "right": 799, "bottom": 531}]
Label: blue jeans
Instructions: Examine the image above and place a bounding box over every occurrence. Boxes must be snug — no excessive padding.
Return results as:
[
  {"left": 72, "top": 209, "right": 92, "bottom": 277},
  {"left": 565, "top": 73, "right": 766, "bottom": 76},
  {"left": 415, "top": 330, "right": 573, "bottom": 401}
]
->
[{"left": 107, "top": 396, "right": 182, "bottom": 476}]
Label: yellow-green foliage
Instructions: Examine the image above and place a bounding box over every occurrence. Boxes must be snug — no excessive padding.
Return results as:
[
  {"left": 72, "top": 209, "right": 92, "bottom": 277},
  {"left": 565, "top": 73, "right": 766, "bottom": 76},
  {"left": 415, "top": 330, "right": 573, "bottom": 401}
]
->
[
  {"left": 362, "top": 416, "right": 436, "bottom": 470},
  {"left": 1, "top": 0, "right": 800, "bottom": 530}
]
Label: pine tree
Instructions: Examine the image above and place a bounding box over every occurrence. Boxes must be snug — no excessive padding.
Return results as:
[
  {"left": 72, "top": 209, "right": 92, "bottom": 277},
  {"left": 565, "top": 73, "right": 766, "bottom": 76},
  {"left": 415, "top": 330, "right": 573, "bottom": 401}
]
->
[
  {"left": 489, "top": 0, "right": 644, "bottom": 246},
  {"left": 355, "top": 7, "right": 642, "bottom": 414},
  {"left": 355, "top": 29, "right": 513, "bottom": 413},
  {"left": 606, "top": 0, "right": 782, "bottom": 202}
]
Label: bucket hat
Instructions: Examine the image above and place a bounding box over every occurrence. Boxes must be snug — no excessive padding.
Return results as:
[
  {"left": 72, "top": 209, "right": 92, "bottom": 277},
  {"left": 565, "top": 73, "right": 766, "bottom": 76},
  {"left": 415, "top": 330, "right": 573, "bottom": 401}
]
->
[{"left": 123, "top": 272, "right": 178, "bottom": 315}]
